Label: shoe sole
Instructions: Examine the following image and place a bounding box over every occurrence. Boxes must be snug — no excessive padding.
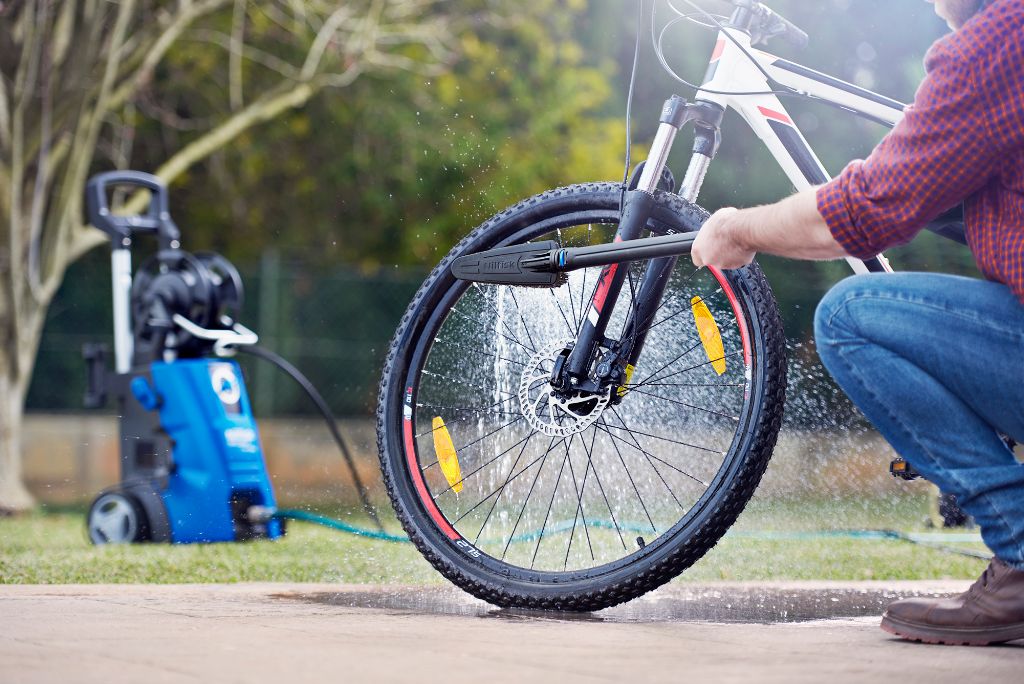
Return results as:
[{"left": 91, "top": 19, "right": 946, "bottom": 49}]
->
[{"left": 881, "top": 613, "right": 1024, "bottom": 646}]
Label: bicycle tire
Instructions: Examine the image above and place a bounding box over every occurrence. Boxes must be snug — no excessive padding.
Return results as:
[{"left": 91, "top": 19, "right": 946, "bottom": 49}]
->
[{"left": 377, "top": 182, "right": 787, "bottom": 611}]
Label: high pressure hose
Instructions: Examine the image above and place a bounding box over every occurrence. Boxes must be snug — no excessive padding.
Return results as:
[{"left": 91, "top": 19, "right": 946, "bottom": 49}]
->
[{"left": 234, "top": 344, "right": 386, "bottom": 533}]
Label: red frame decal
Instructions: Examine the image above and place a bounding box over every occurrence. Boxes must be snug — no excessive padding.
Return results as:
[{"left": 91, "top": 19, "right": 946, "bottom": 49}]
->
[
  {"left": 710, "top": 39, "right": 726, "bottom": 63},
  {"left": 757, "top": 106, "right": 793, "bottom": 126}
]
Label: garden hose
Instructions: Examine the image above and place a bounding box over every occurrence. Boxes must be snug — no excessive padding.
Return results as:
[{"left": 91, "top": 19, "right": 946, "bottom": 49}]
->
[
  {"left": 235, "top": 344, "right": 385, "bottom": 533},
  {"left": 269, "top": 508, "right": 990, "bottom": 561}
]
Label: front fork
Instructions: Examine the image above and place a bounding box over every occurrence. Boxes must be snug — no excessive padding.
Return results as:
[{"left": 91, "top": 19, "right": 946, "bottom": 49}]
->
[{"left": 564, "top": 97, "right": 724, "bottom": 393}]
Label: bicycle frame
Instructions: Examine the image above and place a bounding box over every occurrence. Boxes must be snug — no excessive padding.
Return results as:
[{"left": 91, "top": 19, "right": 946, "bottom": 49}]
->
[{"left": 565, "top": 22, "right": 907, "bottom": 390}]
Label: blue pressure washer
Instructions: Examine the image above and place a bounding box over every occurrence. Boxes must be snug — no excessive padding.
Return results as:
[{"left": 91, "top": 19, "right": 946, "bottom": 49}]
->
[{"left": 82, "top": 171, "right": 384, "bottom": 544}]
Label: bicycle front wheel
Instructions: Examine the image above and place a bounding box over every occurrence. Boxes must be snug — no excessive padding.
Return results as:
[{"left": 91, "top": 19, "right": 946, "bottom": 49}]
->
[{"left": 378, "top": 182, "right": 786, "bottom": 610}]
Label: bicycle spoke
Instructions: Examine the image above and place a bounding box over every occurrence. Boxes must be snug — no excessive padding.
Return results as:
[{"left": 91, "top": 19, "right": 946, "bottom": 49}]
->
[
  {"left": 448, "top": 305, "right": 531, "bottom": 355},
  {"left": 629, "top": 381, "right": 745, "bottom": 388},
  {"left": 596, "top": 419, "right": 710, "bottom": 488},
  {"left": 420, "top": 416, "right": 525, "bottom": 472},
  {"left": 631, "top": 338, "right": 703, "bottom": 388},
  {"left": 599, "top": 416, "right": 657, "bottom": 534},
  {"left": 556, "top": 227, "right": 579, "bottom": 331},
  {"left": 472, "top": 282, "right": 537, "bottom": 354},
  {"left": 508, "top": 288, "right": 539, "bottom": 352},
  {"left": 608, "top": 407, "right": 684, "bottom": 510},
  {"left": 471, "top": 430, "right": 538, "bottom": 542},
  {"left": 415, "top": 396, "right": 521, "bottom": 438},
  {"left": 623, "top": 387, "right": 740, "bottom": 422},
  {"left": 648, "top": 286, "right": 723, "bottom": 333},
  {"left": 503, "top": 436, "right": 561, "bottom": 560},
  {"left": 601, "top": 419, "right": 724, "bottom": 455},
  {"left": 433, "top": 430, "right": 535, "bottom": 498},
  {"left": 549, "top": 288, "right": 576, "bottom": 336},
  {"left": 436, "top": 338, "right": 528, "bottom": 369},
  {"left": 563, "top": 431, "right": 596, "bottom": 567},
  {"left": 531, "top": 442, "right": 570, "bottom": 568},
  {"left": 630, "top": 349, "right": 745, "bottom": 390},
  {"left": 620, "top": 265, "right": 705, "bottom": 351},
  {"left": 581, "top": 425, "right": 626, "bottom": 551},
  {"left": 422, "top": 369, "right": 516, "bottom": 398},
  {"left": 455, "top": 437, "right": 549, "bottom": 526}
]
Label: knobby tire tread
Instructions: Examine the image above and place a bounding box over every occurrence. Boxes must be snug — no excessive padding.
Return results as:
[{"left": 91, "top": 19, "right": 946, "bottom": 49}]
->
[{"left": 376, "top": 182, "right": 787, "bottom": 612}]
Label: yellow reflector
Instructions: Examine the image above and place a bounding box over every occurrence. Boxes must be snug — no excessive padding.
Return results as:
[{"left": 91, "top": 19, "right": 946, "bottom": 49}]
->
[
  {"left": 432, "top": 417, "right": 463, "bottom": 493},
  {"left": 691, "top": 297, "right": 726, "bottom": 375},
  {"left": 617, "top": 364, "right": 636, "bottom": 398}
]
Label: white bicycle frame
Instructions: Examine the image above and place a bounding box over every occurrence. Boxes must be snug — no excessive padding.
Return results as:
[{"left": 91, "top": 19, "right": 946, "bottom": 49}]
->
[{"left": 646, "top": 27, "right": 907, "bottom": 275}]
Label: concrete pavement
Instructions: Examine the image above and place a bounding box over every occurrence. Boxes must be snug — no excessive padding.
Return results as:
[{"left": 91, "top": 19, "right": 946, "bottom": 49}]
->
[{"left": 2, "top": 581, "right": 1022, "bottom": 683}]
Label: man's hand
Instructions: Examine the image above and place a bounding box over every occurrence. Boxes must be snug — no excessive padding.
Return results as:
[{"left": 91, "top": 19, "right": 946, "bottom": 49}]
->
[{"left": 691, "top": 207, "right": 755, "bottom": 270}]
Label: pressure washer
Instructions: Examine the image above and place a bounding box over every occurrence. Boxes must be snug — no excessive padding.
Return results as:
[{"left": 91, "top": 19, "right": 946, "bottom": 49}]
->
[{"left": 82, "top": 171, "right": 385, "bottom": 544}]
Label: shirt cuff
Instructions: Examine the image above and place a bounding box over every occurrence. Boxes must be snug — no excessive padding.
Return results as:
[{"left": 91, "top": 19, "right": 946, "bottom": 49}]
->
[{"left": 816, "top": 166, "right": 879, "bottom": 261}]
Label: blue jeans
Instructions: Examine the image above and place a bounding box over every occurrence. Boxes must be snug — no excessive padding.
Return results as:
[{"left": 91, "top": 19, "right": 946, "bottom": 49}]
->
[{"left": 814, "top": 272, "right": 1024, "bottom": 569}]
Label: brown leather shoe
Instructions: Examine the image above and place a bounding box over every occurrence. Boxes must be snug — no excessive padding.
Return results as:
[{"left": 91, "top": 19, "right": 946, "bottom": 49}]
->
[{"left": 881, "top": 559, "right": 1024, "bottom": 645}]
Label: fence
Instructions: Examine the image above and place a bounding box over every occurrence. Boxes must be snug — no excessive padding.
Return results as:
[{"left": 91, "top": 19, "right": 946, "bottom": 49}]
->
[{"left": 27, "top": 250, "right": 426, "bottom": 416}]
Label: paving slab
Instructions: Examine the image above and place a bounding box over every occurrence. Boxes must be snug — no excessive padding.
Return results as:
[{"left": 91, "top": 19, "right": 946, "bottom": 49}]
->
[{"left": 1, "top": 581, "right": 1022, "bottom": 683}]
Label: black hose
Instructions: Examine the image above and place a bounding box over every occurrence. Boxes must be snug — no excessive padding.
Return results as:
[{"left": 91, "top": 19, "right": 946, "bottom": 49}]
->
[{"left": 235, "top": 344, "right": 386, "bottom": 532}]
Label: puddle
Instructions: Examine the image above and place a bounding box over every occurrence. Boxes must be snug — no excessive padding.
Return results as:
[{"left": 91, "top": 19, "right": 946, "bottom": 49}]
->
[{"left": 273, "top": 585, "right": 959, "bottom": 625}]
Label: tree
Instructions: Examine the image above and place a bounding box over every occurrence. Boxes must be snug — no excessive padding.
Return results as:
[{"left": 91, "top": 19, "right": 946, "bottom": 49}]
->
[
  {"left": 0, "top": 0, "right": 456, "bottom": 512},
  {"left": 141, "top": 0, "right": 627, "bottom": 268}
]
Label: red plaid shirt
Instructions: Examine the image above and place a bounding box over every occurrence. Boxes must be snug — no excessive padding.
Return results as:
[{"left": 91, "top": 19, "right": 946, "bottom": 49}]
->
[{"left": 817, "top": 0, "right": 1024, "bottom": 303}]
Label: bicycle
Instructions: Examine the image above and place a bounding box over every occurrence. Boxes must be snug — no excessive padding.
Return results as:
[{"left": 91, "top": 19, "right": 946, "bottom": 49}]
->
[{"left": 376, "top": 0, "right": 964, "bottom": 611}]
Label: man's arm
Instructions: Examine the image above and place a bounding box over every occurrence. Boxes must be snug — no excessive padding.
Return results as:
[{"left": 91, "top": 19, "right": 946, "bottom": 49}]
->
[{"left": 691, "top": 189, "right": 847, "bottom": 270}]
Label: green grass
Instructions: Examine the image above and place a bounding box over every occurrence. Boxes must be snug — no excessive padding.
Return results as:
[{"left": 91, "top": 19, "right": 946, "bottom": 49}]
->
[{"left": 0, "top": 495, "right": 990, "bottom": 584}]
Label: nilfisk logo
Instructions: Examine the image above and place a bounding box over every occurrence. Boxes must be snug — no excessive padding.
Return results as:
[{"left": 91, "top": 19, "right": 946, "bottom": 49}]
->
[
  {"left": 484, "top": 258, "right": 517, "bottom": 272},
  {"left": 210, "top": 365, "right": 241, "bottom": 405}
]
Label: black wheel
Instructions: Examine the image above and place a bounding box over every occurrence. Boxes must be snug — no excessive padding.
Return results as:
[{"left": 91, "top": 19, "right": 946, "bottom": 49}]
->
[
  {"left": 378, "top": 182, "right": 786, "bottom": 611},
  {"left": 87, "top": 492, "right": 150, "bottom": 544}
]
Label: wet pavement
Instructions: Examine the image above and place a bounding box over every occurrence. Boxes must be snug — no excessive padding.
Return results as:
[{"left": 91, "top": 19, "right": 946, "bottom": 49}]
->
[
  {"left": 3, "top": 581, "right": 1022, "bottom": 683},
  {"left": 280, "top": 582, "right": 959, "bottom": 624}
]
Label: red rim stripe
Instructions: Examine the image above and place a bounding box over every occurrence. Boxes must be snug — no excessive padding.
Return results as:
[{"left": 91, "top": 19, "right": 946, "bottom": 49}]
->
[
  {"left": 708, "top": 266, "right": 752, "bottom": 369},
  {"left": 404, "top": 416, "right": 461, "bottom": 540}
]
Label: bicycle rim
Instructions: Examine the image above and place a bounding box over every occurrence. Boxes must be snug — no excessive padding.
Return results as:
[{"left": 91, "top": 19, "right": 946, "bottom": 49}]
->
[{"left": 394, "top": 205, "right": 762, "bottom": 578}]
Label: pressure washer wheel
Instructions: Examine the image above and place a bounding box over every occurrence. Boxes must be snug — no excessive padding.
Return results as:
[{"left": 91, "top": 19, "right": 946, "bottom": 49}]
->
[{"left": 87, "top": 492, "right": 149, "bottom": 544}]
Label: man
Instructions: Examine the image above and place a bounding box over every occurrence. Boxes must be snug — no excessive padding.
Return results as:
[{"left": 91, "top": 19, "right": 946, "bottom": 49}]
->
[{"left": 691, "top": 0, "right": 1024, "bottom": 645}]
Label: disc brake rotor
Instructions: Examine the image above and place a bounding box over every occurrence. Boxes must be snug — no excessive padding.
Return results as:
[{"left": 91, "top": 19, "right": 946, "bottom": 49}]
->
[{"left": 519, "top": 340, "right": 610, "bottom": 437}]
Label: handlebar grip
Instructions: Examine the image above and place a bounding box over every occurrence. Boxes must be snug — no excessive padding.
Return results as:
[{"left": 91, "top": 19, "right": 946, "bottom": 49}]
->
[
  {"left": 760, "top": 6, "right": 808, "bottom": 50},
  {"left": 85, "top": 171, "right": 180, "bottom": 249},
  {"left": 780, "top": 18, "right": 809, "bottom": 50}
]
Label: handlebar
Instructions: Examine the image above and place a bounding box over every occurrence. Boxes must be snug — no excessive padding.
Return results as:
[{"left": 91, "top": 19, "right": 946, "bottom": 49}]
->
[
  {"left": 719, "top": 0, "right": 808, "bottom": 50},
  {"left": 85, "top": 171, "right": 181, "bottom": 250}
]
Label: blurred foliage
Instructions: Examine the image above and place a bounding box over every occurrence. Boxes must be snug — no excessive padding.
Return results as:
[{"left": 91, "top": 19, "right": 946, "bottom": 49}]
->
[{"left": 135, "top": 0, "right": 625, "bottom": 267}]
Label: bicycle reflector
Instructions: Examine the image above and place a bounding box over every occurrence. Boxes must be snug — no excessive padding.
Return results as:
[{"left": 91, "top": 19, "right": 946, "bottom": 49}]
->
[
  {"left": 432, "top": 417, "right": 464, "bottom": 493},
  {"left": 691, "top": 297, "right": 726, "bottom": 375}
]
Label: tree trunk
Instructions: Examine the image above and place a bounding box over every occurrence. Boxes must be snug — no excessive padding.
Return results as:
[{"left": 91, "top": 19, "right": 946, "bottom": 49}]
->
[{"left": 0, "top": 372, "right": 33, "bottom": 513}]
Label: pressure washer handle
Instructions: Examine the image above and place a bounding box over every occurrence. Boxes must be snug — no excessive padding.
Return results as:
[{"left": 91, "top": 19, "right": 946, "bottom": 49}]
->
[
  {"left": 450, "top": 230, "right": 703, "bottom": 287},
  {"left": 85, "top": 171, "right": 181, "bottom": 250}
]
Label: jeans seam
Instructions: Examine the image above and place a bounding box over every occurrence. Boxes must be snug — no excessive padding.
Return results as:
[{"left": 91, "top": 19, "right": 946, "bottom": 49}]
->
[{"left": 824, "top": 291, "right": 1024, "bottom": 342}]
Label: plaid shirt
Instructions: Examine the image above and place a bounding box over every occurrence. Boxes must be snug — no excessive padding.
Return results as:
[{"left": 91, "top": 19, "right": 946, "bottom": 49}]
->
[{"left": 817, "top": 0, "right": 1024, "bottom": 303}]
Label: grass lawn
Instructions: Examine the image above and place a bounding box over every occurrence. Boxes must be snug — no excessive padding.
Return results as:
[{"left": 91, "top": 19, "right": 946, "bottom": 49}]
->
[{"left": 0, "top": 494, "right": 990, "bottom": 584}]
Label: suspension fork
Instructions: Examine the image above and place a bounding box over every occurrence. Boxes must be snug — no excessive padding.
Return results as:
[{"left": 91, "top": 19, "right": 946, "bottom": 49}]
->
[{"left": 565, "top": 98, "right": 724, "bottom": 388}]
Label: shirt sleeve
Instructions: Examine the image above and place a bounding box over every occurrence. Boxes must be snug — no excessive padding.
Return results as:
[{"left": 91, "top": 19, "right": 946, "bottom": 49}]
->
[{"left": 816, "top": 37, "right": 1004, "bottom": 260}]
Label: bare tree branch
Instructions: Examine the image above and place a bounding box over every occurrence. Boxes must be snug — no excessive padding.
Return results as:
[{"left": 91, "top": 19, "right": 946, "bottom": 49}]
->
[
  {"left": 106, "top": 0, "right": 231, "bottom": 113},
  {"left": 229, "top": 0, "right": 246, "bottom": 110}
]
